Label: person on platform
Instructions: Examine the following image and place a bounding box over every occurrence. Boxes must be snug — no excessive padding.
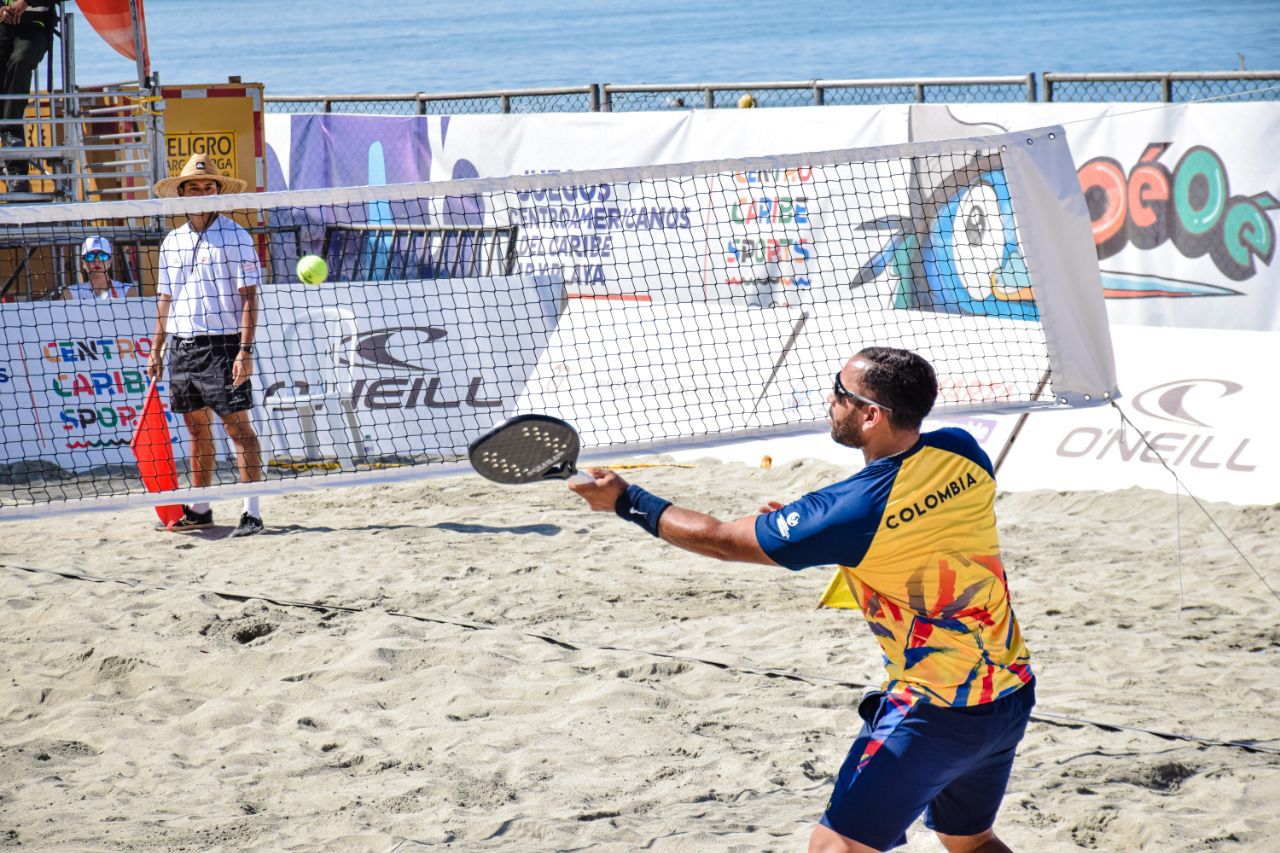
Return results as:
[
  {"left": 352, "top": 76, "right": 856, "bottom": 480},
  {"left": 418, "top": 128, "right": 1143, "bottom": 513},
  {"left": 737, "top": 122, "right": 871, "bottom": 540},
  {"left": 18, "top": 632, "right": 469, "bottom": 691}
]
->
[
  {"left": 146, "top": 152, "right": 265, "bottom": 538},
  {"left": 0, "top": 0, "right": 60, "bottom": 193},
  {"left": 65, "top": 236, "right": 135, "bottom": 300},
  {"left": 569, "top": 347, "right": 1036, "bottom": 852}
]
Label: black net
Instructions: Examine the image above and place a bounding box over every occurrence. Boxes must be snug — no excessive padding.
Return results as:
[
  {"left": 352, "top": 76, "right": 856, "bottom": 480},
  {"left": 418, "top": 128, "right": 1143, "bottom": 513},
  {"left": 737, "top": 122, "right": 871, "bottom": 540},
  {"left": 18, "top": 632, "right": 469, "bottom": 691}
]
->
[{"left": 0, "top": 140, "right": 1061, "bottom": 515}]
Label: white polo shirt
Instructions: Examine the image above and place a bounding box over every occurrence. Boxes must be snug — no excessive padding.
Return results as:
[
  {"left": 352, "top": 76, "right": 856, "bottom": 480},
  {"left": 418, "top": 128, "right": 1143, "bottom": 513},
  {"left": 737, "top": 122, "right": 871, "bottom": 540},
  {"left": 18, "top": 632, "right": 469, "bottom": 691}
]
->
[{"left": 157, "top": 215, "right": 261, "bottom": 337}]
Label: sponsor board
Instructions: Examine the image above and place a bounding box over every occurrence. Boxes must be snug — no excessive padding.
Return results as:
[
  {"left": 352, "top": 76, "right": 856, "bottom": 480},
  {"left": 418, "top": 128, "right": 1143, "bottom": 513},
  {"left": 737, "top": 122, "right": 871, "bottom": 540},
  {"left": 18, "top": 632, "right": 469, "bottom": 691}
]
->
[
  {"left": 262, "top": 103, "right": 1276, "bottom": 503},
  {"left": 0, "top": 277, "right": 558, "bottom": 474},
  {"left": 906, "top": 103, "right": 1280, "bottom": 334},
  {"left": 265, "top": 102, "right": 1280, "bottom": 333},
  {"left": 1, "top": 302, "right": 165, "bottom": 469},
  {"left": 679, "top": 323, "right": 1273, "bottom": 505},
  {"left": 967, "top": 323, "right": 1276, "bottom": 504}
]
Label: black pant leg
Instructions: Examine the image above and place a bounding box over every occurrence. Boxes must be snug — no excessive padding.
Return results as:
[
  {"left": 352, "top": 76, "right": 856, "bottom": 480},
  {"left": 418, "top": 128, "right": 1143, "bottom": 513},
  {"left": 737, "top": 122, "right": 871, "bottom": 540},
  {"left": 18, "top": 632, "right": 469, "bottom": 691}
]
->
[{"left": 1, "top": 24, "right": 50, "bottom": 128}]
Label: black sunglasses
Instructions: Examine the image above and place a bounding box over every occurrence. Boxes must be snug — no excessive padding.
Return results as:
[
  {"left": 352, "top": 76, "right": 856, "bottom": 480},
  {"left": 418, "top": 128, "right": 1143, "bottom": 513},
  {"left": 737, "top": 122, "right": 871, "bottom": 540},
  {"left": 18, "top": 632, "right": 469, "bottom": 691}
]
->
[{"left": 833, "top": 372, "right": 894, "bottom": 411}]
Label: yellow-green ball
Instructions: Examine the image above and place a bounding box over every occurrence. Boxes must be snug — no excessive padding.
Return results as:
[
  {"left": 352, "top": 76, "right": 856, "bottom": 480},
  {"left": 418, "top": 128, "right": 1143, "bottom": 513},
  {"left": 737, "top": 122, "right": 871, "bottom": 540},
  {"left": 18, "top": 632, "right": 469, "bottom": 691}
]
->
[{"left": 297, "top": 254, "right": 329, "bottom": 285}]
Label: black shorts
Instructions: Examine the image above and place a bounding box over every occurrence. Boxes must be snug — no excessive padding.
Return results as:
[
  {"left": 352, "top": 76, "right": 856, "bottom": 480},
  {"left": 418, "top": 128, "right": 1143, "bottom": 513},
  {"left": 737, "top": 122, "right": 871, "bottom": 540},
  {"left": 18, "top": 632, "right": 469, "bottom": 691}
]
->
[{"left": 168, "top": 335, "right": 254, "bottom": 416}]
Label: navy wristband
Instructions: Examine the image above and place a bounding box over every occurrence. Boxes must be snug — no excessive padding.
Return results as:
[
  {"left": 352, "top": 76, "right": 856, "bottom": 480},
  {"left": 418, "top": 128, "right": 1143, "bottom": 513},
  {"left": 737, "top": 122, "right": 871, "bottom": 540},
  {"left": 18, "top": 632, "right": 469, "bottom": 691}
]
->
[{"left": 614, "top": 485, "right": 672, "bottom": 537}]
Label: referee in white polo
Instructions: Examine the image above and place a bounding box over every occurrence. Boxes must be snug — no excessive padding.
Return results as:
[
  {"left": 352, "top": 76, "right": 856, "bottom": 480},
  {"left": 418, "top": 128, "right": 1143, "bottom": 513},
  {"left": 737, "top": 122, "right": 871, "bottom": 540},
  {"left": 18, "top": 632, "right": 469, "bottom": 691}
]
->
[{"left": 146, "top": 153, "right": 265, "bottom": 538}]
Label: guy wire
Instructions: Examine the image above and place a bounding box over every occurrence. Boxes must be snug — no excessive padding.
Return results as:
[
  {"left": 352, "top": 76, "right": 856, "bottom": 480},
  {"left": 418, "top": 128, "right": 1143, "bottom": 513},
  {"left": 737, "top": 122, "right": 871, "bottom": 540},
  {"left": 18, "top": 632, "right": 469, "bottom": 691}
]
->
[{"left": 1110, "top": 400, "right": 1277, "bottom": 607}]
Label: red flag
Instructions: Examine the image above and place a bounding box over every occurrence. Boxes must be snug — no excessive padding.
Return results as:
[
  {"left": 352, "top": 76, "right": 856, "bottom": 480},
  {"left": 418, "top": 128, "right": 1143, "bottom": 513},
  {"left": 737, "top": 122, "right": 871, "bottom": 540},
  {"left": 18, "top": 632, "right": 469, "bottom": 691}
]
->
[
  {"left": 130, "top": 382, "right": 183, "bottom": 528},
  {"left": 77, "top": 0, "right": 151, "bottom": 76}
]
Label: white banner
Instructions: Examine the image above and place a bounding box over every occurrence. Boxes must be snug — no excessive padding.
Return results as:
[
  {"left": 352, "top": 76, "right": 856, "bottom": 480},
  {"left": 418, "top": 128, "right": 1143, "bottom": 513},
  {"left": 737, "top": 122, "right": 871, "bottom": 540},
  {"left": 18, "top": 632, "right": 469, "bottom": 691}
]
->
[
  {"left": 0, "top": 276, "right": 561, "bottom": 475},
  {"left": 950, "top": 323, "right": 1279, "bottom": 505},
  {"left": 906, "top": 103, "right": 1280, "bottom": 333},
  {"left": 264, "top": 105, "right": 910, "bottom": 188},
  {"left": 258, "top": 274, "right": 561, "bottom": 462},
  {"left": 265, "top": 102, "right": 1280, "bottom": 334},
  {"left": 262, "top": 102, "right": 1275, "bottom": 504},
  {"left": 1, "top": 301, "right": 160, "bottom": 473},
  {"left": 672, "top": 321, "right": 1277, "bottom": 505}
]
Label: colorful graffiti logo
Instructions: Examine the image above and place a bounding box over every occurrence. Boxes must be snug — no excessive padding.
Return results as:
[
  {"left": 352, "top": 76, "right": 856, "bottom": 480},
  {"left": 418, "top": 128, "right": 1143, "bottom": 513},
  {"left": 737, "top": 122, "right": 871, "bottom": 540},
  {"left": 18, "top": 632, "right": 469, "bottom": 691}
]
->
[
  {"left": 1078, "top": 143, "right": 1279, "bottom": 298},
  {"left": 855, "top": 155, "right": 1039, "bottom": 321}
]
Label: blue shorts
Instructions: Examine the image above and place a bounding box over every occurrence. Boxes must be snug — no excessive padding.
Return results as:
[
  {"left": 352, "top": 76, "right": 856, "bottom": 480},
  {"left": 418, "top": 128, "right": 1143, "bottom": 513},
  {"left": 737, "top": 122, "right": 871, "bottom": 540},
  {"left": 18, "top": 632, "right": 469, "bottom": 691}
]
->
[{"left": 820, "top": 680, "right": 1035, "bottom": 850}]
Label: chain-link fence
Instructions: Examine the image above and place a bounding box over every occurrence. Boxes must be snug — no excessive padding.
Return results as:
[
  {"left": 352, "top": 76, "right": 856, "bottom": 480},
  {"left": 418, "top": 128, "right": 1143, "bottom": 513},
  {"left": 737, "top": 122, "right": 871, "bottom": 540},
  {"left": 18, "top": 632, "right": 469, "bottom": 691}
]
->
[
  {"left": 1043, "top": 71, "right": 1280, "bottom": 102},
  {"left": 600, "top": 77, "right": 1037, "bottom": 111},
  {"left": 264, "top": 72, "right": 1280, "bottom": 115},
  {"left": 264, "top": 87, "right": 600, "bottom": 116}
]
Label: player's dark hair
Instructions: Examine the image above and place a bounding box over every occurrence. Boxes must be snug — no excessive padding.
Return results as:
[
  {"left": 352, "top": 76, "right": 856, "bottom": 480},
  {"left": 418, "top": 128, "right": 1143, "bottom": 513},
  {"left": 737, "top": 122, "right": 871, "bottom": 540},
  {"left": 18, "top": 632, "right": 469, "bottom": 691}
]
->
[{"left": 856, "top": 347, "right": 938, "bottom": 431}]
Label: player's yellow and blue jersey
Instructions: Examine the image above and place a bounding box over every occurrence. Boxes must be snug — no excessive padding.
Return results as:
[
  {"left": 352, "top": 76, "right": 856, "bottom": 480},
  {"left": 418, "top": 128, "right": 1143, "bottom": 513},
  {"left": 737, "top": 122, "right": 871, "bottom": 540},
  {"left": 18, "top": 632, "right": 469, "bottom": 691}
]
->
[{"left": 755, "top": 428, "right": 1032, "bottom": 708}]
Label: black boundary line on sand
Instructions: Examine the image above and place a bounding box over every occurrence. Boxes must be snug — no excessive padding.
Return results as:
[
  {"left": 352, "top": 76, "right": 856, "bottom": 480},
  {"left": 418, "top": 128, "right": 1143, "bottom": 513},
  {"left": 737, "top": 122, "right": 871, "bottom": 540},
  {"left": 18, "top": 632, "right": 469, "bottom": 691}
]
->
[{"left": 4, "top": 561, "right": 1279, "bottom": 757}]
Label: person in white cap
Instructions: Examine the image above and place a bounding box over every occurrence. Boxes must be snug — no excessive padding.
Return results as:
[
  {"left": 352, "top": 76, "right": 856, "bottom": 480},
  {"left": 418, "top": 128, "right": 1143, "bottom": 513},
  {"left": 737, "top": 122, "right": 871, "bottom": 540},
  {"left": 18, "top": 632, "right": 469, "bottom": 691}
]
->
[
  {"left": 145, "top": 152, "right": 265, "bottom": 538},
  {"left": 65, "top": 236, "right": 135, "bottom": 300}
]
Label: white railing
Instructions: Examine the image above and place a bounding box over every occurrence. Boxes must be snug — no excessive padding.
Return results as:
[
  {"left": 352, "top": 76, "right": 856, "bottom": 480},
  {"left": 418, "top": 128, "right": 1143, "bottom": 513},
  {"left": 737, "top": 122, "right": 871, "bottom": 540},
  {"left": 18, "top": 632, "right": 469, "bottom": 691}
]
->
[{"left": 0, "top": 88, "right": 161, "bottom": 205}]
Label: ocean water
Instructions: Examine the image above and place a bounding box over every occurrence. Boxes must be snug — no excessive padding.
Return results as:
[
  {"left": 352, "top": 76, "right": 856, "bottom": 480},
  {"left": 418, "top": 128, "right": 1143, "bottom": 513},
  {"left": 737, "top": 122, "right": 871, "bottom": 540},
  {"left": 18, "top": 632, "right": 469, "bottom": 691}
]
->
[{"left": 69, "top": 0, "right": 1280, "bottom": 96}]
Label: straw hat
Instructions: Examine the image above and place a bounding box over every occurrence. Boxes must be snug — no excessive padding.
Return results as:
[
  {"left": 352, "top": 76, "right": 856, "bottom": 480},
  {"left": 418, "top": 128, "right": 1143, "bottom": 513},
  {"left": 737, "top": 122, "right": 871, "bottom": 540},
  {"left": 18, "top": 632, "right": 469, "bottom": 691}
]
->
[{"left": 153, "top": 152, "right": 247, "bottom": 198}]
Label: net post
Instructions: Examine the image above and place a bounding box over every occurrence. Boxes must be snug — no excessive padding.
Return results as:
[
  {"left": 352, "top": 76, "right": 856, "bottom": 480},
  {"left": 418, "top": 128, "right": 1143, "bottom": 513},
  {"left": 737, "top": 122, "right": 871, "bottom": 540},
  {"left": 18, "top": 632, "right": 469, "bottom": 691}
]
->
[{"left": 993, "top": 369, "right": 1053, "bottom": 475}]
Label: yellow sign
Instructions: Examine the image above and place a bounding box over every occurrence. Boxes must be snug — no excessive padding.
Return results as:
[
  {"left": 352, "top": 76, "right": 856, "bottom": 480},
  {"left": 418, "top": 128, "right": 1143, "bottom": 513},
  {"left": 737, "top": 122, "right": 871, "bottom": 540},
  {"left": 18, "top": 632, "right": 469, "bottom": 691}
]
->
[
  {"left": 166, "top": 131, "right": 238, "bottom": 178},
  {"left": 160, "top": 83, "right": 264, "bottom": 191}
]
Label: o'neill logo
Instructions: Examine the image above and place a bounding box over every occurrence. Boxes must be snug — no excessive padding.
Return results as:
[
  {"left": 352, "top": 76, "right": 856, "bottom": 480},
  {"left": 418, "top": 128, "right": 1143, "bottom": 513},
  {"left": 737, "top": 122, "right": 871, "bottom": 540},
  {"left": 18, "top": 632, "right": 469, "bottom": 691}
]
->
[
  {"left": 344, "top": 326, "right": 447, "bottom": 372},
  {"left": 1056, "top": 378, "right": 1255, "bottom": 471},
  {"left": 1078, "top": 143, "right": 1279, "bottom": 299},
  {"left": 1130, "top": 378, "right": 1242, "bottom": 428},
  {"left": 266, "top": 325, "right": 501, "bottom": 410}
]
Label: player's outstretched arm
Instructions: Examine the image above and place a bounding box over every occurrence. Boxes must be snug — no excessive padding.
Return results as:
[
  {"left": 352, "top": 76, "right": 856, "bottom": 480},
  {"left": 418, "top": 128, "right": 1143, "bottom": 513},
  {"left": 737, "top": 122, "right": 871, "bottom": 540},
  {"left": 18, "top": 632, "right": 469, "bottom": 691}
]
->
[
  {"left": 570, "top": 468, "right": 779, "bottom": 566},
  {"left": 655, "top": 505, "right": 777, "bottom": 565}
]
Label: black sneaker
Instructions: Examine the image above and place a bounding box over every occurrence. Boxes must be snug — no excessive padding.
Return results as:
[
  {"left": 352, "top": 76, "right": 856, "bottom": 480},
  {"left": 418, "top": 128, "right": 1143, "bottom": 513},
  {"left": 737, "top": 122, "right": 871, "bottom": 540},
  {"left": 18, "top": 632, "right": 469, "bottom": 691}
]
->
[
  {"left": 162, "top": 505, "right": 214, "bottom": 532},
  {"left": 228, "top": 513, "right": 264, "bottom": 538}
]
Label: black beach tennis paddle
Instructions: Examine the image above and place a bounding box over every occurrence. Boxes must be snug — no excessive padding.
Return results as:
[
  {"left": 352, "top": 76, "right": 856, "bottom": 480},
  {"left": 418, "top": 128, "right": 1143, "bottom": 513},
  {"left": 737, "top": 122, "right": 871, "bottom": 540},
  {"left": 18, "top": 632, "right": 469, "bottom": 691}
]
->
[{"left": 468, "top": 414, "right": 594, "bottom": 485}]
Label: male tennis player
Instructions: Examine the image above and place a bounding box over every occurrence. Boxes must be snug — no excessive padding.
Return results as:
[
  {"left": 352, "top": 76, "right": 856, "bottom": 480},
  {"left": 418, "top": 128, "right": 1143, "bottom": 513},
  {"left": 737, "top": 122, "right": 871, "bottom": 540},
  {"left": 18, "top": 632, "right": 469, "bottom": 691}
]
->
[
  {"left": 145, "top": 153, "right": 264, "bottom": 538},
  {"left": 570, "top": 347, "right": 1034, "bottom": 852}
]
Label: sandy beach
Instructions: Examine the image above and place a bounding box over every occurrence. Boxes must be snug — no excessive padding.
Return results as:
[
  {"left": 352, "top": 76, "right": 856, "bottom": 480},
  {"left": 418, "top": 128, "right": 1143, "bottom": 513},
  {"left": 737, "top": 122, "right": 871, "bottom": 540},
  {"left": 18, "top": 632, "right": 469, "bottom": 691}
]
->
[{"left": 2, "top": 457, "right": 1278, "bottom": 851}]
